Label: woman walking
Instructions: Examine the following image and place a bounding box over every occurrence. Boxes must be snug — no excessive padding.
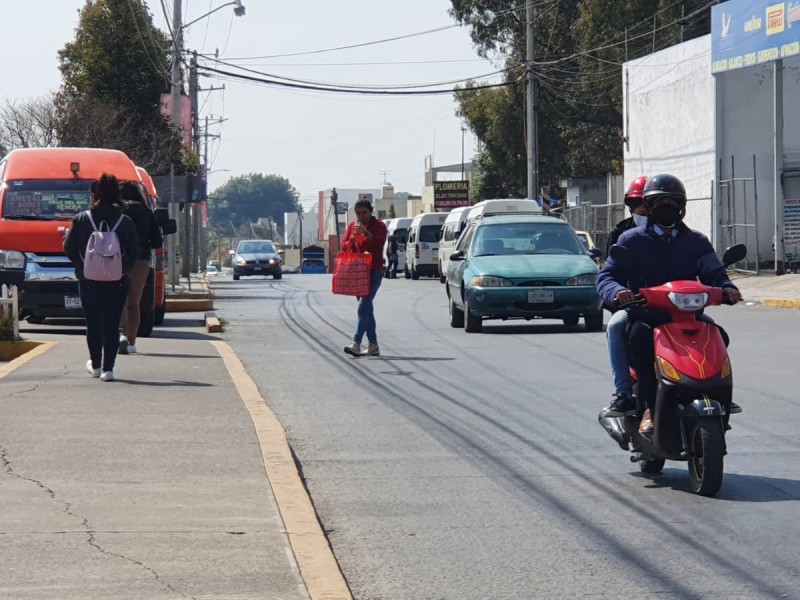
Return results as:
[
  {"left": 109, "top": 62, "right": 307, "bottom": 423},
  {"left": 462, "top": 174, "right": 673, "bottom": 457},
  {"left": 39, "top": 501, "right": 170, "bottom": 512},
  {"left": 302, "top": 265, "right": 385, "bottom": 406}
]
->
[
  {"left": 64, "top": 174, "right": 139, "bottom": 381},
  {"left": 342, "top": 199, "right": 387, "bottom": 357},
  {"left": 118, "top": 182, "right": 163, "bottom": 354}
]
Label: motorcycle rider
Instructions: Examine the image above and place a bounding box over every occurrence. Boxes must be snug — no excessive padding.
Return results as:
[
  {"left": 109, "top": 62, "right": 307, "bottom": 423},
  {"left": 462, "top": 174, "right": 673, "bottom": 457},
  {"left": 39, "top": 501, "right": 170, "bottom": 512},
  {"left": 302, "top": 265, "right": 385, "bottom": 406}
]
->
[
  {"left": 597, "top": 174, "right": 742, "bottom": 433},
  {"left": 602, "top": 177, "right": 649, "bottom": 416}
]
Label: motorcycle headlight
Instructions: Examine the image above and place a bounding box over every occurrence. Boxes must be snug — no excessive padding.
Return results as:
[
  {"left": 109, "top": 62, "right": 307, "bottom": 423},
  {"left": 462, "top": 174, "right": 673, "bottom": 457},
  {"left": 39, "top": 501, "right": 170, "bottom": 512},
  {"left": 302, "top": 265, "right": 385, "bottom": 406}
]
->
[
  {"left": 0, "top": 250, "right": 25, "bottom": 269},
  {"left": 565, "top": 273, "right": 597, "bottom": 286},
  {"left": 668, "top": 292, "right": 709, "bottom": 312},
  {"left": 470, "top": 275, "right": 512, "bottom": 287}
]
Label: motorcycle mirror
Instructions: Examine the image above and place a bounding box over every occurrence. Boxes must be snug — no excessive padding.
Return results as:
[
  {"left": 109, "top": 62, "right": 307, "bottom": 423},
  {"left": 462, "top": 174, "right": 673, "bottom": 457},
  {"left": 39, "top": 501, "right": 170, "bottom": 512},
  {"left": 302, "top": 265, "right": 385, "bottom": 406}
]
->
[
  {"left": 722, "top": 244, "right": 747, "bottom": 267},
  {"left": 609, "top": 244, "right": 630, "bottom": 264}
]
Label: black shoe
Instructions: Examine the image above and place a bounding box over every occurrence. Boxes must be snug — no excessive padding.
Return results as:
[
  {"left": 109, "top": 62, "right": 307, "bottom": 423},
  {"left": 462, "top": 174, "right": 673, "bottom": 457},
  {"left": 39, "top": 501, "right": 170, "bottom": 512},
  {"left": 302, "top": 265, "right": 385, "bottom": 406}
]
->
[
  {"left": 729, "top": 401, "right": 742, "bottom": 414},
  {"left": 604, "top": 392, "right": 637, "bottom": 417}
]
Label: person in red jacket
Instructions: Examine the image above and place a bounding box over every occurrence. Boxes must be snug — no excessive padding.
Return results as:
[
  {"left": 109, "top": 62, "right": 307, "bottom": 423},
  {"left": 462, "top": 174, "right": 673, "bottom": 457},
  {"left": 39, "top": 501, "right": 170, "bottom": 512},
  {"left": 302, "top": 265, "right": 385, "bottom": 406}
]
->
[{"left": 341, "top": 199, "right": 388, "bottom": 357}]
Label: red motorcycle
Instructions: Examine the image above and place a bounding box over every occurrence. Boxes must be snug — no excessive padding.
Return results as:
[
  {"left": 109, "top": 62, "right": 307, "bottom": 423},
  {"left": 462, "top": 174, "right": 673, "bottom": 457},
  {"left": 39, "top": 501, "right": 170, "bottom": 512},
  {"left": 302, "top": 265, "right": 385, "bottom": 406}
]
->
[{"left": 598, "top": 244, "right": 746, "bottom": 496}]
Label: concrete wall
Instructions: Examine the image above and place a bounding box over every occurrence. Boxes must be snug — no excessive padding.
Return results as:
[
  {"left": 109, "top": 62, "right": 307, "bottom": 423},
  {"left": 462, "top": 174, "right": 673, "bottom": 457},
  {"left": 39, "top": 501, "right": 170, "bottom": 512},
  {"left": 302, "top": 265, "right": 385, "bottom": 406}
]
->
[{"left": 283, "top": 211, "right": 320, "bottom": 246}]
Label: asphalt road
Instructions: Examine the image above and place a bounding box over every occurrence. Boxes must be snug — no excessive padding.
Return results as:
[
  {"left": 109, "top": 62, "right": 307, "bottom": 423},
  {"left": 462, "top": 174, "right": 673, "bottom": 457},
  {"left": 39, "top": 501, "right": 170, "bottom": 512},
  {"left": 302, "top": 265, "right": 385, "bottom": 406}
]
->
[{"left": 211, "top": 273, "right": 800, "bottom": 600}]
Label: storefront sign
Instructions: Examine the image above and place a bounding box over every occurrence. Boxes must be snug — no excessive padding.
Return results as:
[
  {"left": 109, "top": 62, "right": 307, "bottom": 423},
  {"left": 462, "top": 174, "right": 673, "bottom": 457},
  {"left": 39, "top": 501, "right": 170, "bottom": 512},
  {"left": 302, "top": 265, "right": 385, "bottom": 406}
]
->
[{"left": 433, "top": 181, "right": 469, "bottom": 209}]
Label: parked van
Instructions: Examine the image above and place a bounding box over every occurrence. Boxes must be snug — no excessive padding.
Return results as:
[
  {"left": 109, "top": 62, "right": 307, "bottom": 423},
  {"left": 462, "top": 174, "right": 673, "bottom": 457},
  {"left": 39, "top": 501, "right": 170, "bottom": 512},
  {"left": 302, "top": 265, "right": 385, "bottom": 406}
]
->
[
  {"left": 466, "top": 199, "right": 544, "bottom": 224},
  {"left": 0, "top": 148, "right": 175, "bottom": 325},
  {"left": 437, "top": 206, "right": 472, "bottom": 283},
  {"left": 405, "top": 212, "right": 447, "bottom": 279},
  {"left": 385, "top": 217, "right": 412, "bottom": 274}
]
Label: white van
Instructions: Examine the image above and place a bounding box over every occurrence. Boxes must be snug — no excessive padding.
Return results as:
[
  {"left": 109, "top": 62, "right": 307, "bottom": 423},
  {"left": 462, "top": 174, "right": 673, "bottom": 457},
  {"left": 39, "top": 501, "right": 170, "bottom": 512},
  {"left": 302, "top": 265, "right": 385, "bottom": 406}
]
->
[
  {"left": 385, "top": 217, "right": 412, "bottom": 275},
  {"left": 437, "top": 206, "right": 472, "bottom": 283},
  {"left": 466, "top": 199, "right": 544, "bottom": 223},
  {"left": 405, "top": 212, "right": 447, "bottom": 280}
]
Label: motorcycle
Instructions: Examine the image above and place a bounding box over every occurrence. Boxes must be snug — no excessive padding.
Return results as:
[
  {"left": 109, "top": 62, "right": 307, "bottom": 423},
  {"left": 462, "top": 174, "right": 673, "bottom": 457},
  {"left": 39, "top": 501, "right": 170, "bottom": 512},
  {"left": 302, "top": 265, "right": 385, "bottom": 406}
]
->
[{"left": 598, "top": 243, "right": 747, "bottom": 496}]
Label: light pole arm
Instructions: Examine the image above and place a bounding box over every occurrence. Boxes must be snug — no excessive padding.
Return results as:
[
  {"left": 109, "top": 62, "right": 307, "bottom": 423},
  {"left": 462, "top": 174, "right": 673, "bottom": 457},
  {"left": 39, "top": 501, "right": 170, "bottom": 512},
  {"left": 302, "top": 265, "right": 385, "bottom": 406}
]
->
[{"left": 182, "top": 1, "right": 243, "bottom": 30}]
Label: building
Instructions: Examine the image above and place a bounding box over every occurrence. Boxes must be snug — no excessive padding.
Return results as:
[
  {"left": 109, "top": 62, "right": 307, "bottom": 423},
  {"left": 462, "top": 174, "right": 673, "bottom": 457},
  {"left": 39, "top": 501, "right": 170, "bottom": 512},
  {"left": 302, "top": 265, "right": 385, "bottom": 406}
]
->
[{"left": 283, "top": 209, "right": 320, "bottom": 246}]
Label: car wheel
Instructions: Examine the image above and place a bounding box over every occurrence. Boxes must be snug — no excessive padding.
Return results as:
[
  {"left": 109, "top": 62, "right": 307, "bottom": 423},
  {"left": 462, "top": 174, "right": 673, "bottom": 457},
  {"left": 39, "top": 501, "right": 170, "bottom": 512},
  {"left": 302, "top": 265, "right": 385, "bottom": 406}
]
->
[
  {"left": 154, "top": 303, "right": 165, "bottom": 326},
  {"left": 449, "top": 297, "right": 464, "bottom": 328},
  {"left": 274, "top": 272, "right": 282, "bottom": 280},
  {"left": 233, "top": 274, "right": 240, "bottom": 281},
  {"left": 27, "top": 316, "right": 45, "bottom": 325},
  {"left": 137, "top": 309, "right": 155, "bottom": 338},
  {"left": 584, "top": 312, "right": 604, "bottom": 332},
  {"left": 411, "top": 267, "right": 420, "bottom": 280},
  {"left": 562, "top": 315, "right": 580, "bottom": 327},
  {"left": 439, "top": 263, "right": 446, "bottom": 284},
  {"left": 404, "top": 266, "right": 411, "bottom": 279},
  {"left": 464, "top": 300, "right": 482, "bottom": 333}
]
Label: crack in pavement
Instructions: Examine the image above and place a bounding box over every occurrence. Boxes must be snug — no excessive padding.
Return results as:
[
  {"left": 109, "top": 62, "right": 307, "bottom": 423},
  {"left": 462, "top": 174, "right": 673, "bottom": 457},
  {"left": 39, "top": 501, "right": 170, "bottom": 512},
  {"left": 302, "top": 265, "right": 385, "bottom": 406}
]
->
[
  {"left": 0, "top": 369, "right": 66, "bottom": 400},
  {"left": 0, "top": 445, "right": 196, "bottom": 599}
]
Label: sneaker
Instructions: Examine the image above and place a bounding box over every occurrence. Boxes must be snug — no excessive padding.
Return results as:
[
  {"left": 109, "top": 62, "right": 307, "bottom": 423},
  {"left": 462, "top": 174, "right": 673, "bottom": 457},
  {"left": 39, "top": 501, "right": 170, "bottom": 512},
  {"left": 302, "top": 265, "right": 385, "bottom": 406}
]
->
[
  {"left": 344, "top": 342, "right": 361, "bottom": 357},
  {"left": 85, "top": 360, "right": 101, "bottom": 378},
  {"left": 127, "top": 344, "right": 138, "bottom": 355},
  {"left": 119, "top": 335, "right": 129, "bottom": 355},
  {"left": 604, "top": 392, "right": 637, "bottom": 416},
  {"left": 362, "top": 343, "right": 380, "bottom": 357},
  {"left": 100, "top": 371, "right": 115, "bottom": 382},
  {"left": 729, "top": 401, "right": 742, "bottom": 414}
]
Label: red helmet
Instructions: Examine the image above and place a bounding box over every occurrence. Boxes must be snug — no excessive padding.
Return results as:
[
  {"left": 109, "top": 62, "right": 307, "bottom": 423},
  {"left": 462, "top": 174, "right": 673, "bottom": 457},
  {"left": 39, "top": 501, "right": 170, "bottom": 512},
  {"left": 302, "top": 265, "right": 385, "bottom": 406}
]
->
[{"left": 624, "top": 176, "right": 648, "bottom": 208}]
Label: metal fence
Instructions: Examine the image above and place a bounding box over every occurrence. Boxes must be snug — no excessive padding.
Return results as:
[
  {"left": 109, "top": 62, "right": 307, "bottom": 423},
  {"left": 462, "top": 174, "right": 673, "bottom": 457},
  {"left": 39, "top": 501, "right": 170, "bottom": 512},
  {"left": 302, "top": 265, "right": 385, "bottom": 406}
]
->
[
  {"left": 718, "top": 155, "right": 759, "bottom": 274},
  {"left": 562, "top": 203, "right": 626, "bottom": 255}
]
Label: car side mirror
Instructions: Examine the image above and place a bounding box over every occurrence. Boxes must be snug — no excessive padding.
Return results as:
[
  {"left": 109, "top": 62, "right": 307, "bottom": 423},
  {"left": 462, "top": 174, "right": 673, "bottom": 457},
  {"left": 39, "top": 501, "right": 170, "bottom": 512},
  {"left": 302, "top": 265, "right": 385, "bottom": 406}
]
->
[
  {"left": 228, "top": 249, "right": 236, "bottom": 255},
  {"left": 162, "top": 219, "right": 177, "bottom": 235},
  {"left": 588, "top": 248, "right": 603, "bottom": 260},
  {"left": 450, "top": 250, "right": 465, "bottom": 262},
  {"left": 154, "top": 207, "right": 170, "bottom": 227},
  {"left": 722, "top": 243, "right": 747, "bottom": 267}
]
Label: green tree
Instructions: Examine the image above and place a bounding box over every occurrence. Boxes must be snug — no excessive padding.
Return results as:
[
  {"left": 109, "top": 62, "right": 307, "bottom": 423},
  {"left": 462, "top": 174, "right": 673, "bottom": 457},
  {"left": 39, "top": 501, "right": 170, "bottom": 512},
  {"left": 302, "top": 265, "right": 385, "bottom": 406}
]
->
[
  {"left": 209, "top": 174, "right": 300, "bottom": 232},
  {"left": 56, "top": 0, "right": 183, "bottom": 174}
]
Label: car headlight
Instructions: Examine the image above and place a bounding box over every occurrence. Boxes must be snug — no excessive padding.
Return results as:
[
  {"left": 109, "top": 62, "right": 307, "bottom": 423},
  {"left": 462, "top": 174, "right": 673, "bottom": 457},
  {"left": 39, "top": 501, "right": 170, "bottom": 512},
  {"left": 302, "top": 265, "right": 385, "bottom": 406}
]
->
[
  {"left": 234, "top": 256, "right": 246, "bottom": 266},
  {"left": 0, "top": 250, "right": 25, "bottom": 269},
  {"left": 668, "top": 291, "right": 709, "bottom": 311},
  {"left": 269, "top": 258, "right": 277, "bottom": 265},
  {"left": 470, "top": 275, "right": 512, "bottom": 287},
  {"left": 565, "top": 273, "right": 597, "bottom": 286}
]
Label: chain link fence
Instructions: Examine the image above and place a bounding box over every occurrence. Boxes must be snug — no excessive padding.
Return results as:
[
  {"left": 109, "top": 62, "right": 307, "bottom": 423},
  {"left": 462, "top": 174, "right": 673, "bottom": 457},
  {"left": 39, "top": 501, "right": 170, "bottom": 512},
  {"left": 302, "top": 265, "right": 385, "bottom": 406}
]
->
[{"left": 718, "top": 155, "right": 759, "bottom": 274}]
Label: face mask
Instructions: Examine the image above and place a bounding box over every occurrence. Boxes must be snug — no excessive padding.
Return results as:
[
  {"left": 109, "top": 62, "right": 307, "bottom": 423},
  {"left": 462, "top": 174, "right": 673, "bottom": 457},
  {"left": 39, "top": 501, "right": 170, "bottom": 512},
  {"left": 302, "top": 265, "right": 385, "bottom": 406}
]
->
[
  {"left": 651, "top": 205, "right": 680, "bottom": 228},
  {"left": 632, "top": 213, "right": 648, "bottom": 227}
]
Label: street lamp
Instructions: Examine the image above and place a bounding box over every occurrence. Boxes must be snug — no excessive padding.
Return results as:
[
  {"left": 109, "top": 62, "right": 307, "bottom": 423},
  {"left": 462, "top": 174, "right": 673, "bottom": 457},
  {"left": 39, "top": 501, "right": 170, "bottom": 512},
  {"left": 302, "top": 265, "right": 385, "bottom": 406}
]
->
[{"left": 183, "top": 1, "right": 246, "bottom": 30}]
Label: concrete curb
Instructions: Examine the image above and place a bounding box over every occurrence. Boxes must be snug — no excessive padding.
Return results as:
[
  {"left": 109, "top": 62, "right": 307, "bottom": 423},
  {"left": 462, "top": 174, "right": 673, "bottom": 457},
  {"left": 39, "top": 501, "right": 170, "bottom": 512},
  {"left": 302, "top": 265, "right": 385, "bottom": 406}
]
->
[
  {"left": 205, "top": 311, "right": 222, "bottom": 333},
  {"left": 762, "top": 299, "right": 800, "bottom": 309},
  {"left": 166, "top": 298, "right": 214, "bottom": 312}
]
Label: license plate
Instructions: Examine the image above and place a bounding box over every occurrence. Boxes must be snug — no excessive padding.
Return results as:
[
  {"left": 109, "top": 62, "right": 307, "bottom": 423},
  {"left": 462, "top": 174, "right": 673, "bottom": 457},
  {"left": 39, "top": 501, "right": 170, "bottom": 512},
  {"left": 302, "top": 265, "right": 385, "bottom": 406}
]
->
[
  {"left": 253, "top": 266, "right": 262, "bottom": 271},
  {"left": 65, "top": 296, "right": 82, "bottom": 309},
  {"left": 528, "top": 290, "right": 554, "bottom": 303}
]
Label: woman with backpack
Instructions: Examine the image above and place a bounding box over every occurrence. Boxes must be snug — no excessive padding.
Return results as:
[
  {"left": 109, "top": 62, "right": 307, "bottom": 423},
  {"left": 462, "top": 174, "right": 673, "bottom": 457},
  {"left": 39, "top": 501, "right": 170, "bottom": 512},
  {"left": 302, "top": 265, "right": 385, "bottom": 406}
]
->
[
  {"left": 64, "top": 173, "right": 139, "bottom": 382},
  {"left": 117, "top": 182, "right": 163, "bottom": 355}
]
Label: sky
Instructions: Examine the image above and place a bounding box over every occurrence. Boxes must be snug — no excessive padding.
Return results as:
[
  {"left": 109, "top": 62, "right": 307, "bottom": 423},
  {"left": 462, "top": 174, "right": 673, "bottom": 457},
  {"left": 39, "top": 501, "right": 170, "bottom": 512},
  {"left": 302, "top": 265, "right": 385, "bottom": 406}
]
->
[{"left": 4, "top": 0, "right": 501, "bottom": 210}]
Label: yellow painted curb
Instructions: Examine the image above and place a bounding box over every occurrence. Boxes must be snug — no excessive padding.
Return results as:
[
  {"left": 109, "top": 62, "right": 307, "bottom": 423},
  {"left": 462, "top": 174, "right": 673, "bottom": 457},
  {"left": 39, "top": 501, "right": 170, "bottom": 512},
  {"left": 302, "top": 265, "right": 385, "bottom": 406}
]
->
[
  {"left": 211, "top": 341, "right": 352, "bottom": 600},
  {"left": 0, "top": 341, "right": 57, "bottom": 381},
  {"left": 762, "top": 299, "right": 800, "bottom": 309},
  {"left": 165, "top": 298, "right": 214, "bottom": 312}
]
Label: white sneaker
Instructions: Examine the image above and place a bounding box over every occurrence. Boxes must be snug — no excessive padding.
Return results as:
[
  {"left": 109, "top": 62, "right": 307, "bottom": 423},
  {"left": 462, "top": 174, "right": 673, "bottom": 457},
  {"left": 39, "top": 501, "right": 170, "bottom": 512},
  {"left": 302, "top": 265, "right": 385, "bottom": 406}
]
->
[
  {"left": 127, "top": 344, "right": 138, "bottom": 354},
  {"left": 344, "top": 342, "right": 361, "bottom": 357},
  {"left": 362, "top": 344, "right": 380, "bottom": 357},
  {"left": 100, "top": 371, "right": 115, "bottom": 382},
  {"left": 85, "top": 360, "right": 101, "bottom": 378},
  {"left": 119, "top": 335, "right": 129, "bottom": 354}
]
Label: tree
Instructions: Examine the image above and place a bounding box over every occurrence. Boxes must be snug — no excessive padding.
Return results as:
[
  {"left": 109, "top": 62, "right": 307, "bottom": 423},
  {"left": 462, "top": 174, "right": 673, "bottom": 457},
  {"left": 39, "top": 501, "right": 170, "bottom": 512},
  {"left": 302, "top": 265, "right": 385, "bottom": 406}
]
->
[
  {"left": 0, "top": 96, "right": 60, "bottom": 152},
  {"left": 209, "top": 174, "right": 300, "bottom": 233},
  {"left": 56, "top": 0, "right": 184, "bottom": 174},
  {"left": 388, "top": 203, "right": 397, "bottom": 219}
]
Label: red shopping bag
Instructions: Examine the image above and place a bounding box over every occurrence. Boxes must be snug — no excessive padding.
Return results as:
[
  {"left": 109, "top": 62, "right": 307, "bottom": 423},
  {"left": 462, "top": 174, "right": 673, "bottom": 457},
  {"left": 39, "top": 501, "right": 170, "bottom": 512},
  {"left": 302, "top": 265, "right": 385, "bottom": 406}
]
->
[{"left": 332, "top": 251, "right": 372, "bottom": 297}]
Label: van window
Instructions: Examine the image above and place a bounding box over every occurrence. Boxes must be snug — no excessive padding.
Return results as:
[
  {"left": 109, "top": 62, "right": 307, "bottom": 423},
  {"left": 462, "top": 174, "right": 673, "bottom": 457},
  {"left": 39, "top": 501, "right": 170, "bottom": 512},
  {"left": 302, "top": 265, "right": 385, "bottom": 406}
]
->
[
  {"left": 442, "top": 224, "right": 453, "bottom": 242},
  {"left": 2, "top": 180, "right": 91, "bottom": 220},
  {"left": 419, "top": 225, "right": 441, "bottom": 243},
  {"left": 394, "top": 227, "right": 409, "bottom": 244}
]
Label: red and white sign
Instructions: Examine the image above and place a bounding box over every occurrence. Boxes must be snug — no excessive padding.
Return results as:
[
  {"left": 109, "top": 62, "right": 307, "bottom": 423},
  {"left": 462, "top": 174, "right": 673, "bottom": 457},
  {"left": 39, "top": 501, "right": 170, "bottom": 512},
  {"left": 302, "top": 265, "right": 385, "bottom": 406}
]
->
[{"left": 160, "top": 94, "right": 192, "bottom": 148}]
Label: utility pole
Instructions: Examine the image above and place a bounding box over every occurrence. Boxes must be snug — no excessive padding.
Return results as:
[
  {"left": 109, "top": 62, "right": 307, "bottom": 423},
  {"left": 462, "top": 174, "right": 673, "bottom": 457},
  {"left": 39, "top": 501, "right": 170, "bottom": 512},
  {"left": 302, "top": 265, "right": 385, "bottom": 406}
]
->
[
  {"left": 184, "top": 50, "right": 199, "bottom": 282},
  {"left": 332, "top": 188, "right": 340, "bottom": 250},
  {"left": 169, "top": 0, "right": 182, "bottom": 289},
  {"left": 526, "top": 0, "right": 539, "bottom": 203},
  {"left": 298, "top": 205, "right": 303, "bottom": 254}
]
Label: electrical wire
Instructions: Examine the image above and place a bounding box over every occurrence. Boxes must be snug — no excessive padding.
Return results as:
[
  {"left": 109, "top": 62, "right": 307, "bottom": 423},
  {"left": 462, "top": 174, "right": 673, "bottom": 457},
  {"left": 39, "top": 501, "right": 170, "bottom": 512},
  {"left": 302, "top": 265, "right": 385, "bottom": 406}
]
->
[{"left": 127, "top": 0, "right": 171, "bottom": 85}]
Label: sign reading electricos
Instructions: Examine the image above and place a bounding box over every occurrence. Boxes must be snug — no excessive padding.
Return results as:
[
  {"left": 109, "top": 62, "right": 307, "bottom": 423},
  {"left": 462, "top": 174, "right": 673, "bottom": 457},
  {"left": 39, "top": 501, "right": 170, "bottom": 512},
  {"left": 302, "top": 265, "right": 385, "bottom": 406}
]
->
[
  {"left": 433, "top": 181, "right": 470, "bottom": 209},
  {"left": 712, "top": 0, "right": 800, "bottom": 73}
]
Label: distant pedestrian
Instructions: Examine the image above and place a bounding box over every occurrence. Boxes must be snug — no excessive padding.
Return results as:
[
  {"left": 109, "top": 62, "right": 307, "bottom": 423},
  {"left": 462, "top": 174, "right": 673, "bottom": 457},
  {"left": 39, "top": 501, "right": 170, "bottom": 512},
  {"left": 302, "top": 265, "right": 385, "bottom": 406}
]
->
[
  {"left": 342, "top": 199, "right": 388, "bottom": 357},
  {"left": 64, "top": 174, "right": 139, "bottom": 382},
  {"left": 385, "top": 232, "right": 399, "bottom": 278},
  {"left": 118, "top": 182, "right": 163, "bottom": 355}
]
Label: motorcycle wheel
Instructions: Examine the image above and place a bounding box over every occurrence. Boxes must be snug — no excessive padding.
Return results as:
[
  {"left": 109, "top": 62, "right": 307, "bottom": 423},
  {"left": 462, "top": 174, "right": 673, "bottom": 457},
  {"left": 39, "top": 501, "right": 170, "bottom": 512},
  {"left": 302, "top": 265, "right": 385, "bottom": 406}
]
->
[
  {"left": 688, "top": 420, "right": 725, "bottom": 496},
  {"left": 639, "top": 457, "right": 666, "bottom": 474}
]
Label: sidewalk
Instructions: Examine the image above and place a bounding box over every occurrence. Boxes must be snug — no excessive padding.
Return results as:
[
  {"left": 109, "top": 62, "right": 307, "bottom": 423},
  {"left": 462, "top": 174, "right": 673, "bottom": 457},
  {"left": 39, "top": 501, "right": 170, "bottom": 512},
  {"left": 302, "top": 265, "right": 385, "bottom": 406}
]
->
[
  {"left": 0, "top": 314, "right": 348, "bottom": 599},
  {"left": 731, "top": 272, "right": 800, "bottom": 307}
]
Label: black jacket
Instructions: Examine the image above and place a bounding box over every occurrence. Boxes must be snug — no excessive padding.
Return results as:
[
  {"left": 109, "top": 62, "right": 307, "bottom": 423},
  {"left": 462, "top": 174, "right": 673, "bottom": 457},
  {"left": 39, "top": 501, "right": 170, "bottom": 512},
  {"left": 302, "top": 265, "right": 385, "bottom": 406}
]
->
[
  {"left": 605, "top": 216, "right": 636, "bottom": 258},
  {"left": 124, "top": 201, "right": 164, "bottom": 260},
  {"left": 64, "top": 206, "right": 139, "bottom": 280}
]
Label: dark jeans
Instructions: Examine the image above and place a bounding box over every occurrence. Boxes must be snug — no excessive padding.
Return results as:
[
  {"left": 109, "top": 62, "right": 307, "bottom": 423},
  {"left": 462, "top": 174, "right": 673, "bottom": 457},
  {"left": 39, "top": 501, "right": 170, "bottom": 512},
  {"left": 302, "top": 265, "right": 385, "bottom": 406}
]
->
[
  {"left": 80, "top": 278, "right": 130, "bottom": 372},
  {"left": 385, "top": 253, "right": 398, "bottom": 278},
  {"left": 353, "top": 270, "right": 384, "bottom": 345}
]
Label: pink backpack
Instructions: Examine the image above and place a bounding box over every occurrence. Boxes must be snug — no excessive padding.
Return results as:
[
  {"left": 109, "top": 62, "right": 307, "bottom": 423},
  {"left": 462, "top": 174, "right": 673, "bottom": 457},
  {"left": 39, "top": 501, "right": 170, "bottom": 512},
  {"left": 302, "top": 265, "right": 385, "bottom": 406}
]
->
[{"left": 83, "top": 212, "right": 124, "bottom": 281}]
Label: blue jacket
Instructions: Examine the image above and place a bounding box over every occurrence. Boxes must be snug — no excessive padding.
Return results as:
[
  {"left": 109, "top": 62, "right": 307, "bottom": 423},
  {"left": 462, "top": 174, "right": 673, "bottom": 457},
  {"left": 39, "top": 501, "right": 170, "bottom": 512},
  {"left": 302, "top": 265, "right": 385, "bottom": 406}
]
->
[{"left": 597, "top": 225, "right": 738, "bottom": 308}]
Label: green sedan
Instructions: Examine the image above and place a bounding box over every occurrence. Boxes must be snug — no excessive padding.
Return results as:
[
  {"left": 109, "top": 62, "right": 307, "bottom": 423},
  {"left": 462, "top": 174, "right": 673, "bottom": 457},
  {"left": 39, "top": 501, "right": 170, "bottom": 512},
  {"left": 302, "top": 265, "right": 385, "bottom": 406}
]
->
[{"left": 445, "top": 214, "right": 604, "bottom": 333}]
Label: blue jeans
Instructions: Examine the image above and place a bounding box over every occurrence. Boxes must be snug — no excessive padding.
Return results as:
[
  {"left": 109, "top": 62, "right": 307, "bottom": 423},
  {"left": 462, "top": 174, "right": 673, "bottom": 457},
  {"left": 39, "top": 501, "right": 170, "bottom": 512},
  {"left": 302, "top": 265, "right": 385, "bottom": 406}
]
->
[
  {"left": 607, "top": 309, "right": 716, "bottom": 396},
  {"left": 353, "top": 270, "right": 384, "bottom": 345}
]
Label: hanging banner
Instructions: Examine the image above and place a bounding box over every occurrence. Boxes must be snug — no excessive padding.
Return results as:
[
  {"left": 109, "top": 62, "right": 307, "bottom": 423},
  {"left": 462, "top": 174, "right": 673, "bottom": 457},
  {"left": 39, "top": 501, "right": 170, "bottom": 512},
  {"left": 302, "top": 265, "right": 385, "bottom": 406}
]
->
[
  {"left": 160, "top": 94, "right": 192, "bottom": 147},
  {"left": 784, "top": 198, "right": 800, "bottom": 261}
]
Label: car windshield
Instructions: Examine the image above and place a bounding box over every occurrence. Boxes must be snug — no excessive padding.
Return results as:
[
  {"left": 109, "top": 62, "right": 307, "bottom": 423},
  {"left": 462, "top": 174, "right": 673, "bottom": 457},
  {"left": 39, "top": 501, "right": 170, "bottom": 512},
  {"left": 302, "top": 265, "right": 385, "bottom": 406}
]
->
[
  {"left": 394, "top": 228, "right": 409, "bottom": 244},
  {"left": 577, "top": 234, "right": 590, "bottom": 249},
  {"left": 472, "top": 222, "right": 584, "bottom": 256},
  {"left": 238, "top": 241, "right": 276, "bottom": 254},
  {"left": 3, "top": 180, "right": 92, "bottom": 220},
  {"left": 419, "top": 225, "right": 441, "bottom": 243}
]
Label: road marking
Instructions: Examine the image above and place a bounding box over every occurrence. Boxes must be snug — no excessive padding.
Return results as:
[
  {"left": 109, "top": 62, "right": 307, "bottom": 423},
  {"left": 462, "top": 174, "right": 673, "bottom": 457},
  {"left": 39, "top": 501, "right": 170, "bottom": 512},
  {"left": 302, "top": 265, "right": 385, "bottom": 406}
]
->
[
  {"left": 0, "top": 341, "right": 56, "bottom": 380},
  {"left": 211, "top": 341, "right": 352, "bottom": 600}
]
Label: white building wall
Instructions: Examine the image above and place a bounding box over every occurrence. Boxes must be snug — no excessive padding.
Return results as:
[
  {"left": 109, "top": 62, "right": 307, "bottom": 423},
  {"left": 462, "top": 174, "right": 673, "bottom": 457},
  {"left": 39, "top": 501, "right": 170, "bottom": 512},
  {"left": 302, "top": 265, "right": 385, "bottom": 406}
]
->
[{"left": 284, "top": 211, "right": 320, "bottom": 246}]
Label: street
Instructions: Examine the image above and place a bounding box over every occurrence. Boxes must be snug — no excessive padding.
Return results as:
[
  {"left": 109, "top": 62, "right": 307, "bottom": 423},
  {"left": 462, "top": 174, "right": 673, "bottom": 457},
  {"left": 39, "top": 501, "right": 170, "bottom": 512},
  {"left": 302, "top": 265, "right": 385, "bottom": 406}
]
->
[{"left": 212, "top": 273, "right": 800, "bottom": 600}]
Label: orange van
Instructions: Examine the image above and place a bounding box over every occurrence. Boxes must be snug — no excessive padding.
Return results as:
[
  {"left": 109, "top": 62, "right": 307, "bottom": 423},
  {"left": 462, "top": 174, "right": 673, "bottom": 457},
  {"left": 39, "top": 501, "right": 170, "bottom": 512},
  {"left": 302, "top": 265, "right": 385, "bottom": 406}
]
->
[{"left": 0, "top": 148, "right": 143, "bottom": 322}]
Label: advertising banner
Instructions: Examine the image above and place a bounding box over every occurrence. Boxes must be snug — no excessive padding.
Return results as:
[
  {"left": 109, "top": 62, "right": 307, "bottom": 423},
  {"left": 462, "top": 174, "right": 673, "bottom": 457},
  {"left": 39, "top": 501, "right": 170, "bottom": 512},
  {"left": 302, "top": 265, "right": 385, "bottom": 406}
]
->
[
  {"left": 784, "top": 198, "right": 800, "bottom": 260},
  {"left": 711, "top": 0, "right": 800, "bottom": 74},
  {"left": 433, "top": 181, "right": 470, "bottom": 209},
  {"left": 160, "top": 94, "right": 193, "bottom": 147}
]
